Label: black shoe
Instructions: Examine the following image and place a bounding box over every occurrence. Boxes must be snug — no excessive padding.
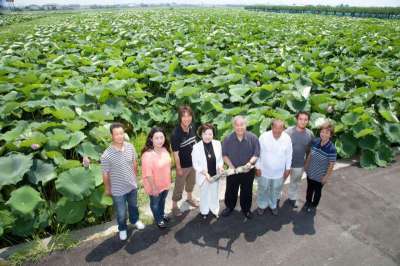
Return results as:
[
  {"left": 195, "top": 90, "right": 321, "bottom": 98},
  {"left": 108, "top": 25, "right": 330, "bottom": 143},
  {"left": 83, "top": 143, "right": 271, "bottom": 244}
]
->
[
  {"left": 271, "top": 208, "right": 278, "bottom": 216},
  {"left": 157, "top": 220, "right": 167, "bottom": 229},
  {"left": 277, "top": 199, "right": 280, "bottom": 207},
  {"left": 303, "top": 202, "right": 311, "bottom": 210},
  {"left": 289, "top": 199, "right": 298, "bottom": 208},
  {"left": 221, "top": 208, "right": 233, "bottom": 217},
  {"left": 163, "top": 215, "right": 170, "bottom": 223},
  {"left": 243, "top": 211, "right": 253, "bottom": 219}
]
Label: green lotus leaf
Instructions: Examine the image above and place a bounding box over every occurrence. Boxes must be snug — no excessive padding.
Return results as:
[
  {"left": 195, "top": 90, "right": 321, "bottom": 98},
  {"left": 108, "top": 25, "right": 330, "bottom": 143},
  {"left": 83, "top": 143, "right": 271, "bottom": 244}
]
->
[
  {"left": 55, "top": 197, "right": 87, "bottom": 224},
  {"left": 360, "top": 149, "right": 377, "bottom": 169},
  {"left": 383, "top": 123, "right": 400, "bottom": 144},
  {"left": 0, "top": 121, "right": 29, "bottom": 142},
  {"left": 81, "top": 109, "right": 114, "bottom": 123},
  {"left": 0, "top": 153, "right": 33, "bottom": 188},
  {"left": 6, "top": 186, "right": 43, "bottom": 217},
  {"left": 335, "top": 133, "right": 358, "bottom": 158},
  {"left": 61, "top": 131, "right": 86, "bottom": 150},
  {"left": 358, "top": 135, "right": 379, "bottom": 150},
  {"left": 55, "top": 167, "right": 95, "bottom": 201},
  {"left": 18, "top": 131, "right": 47, "bottom": 148},
  {"left": 28, "top": 159, "right": 57, "bottom": 185},
  {"left": 62, "top": 119, "right": 87, "bottom": 132},
  {"left": 77, "top": 141, "right": 101, "bottom": 160},
  {"left": 374, "top": 144, "right": 394, "bottom": 167}
]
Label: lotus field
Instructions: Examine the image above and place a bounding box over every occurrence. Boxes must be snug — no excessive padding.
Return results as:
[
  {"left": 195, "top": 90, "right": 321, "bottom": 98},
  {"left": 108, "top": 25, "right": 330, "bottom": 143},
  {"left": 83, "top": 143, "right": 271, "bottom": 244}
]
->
[{"left": 0, "top": 9, "right": 399, "bottom": 244}]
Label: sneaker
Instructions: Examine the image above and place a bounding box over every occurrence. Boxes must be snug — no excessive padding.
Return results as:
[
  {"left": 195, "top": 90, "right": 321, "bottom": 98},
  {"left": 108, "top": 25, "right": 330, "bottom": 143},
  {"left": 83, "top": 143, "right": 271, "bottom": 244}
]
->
[
  {"left": 201, "top": 214, "right": 208, "bottom": 220},
  {"left": 289, "top": 199, "right": 299, "bottom": 208},
  {"left": 157, "top": 220, "right": 167, "bottom": 229},
  {"left": 163, "top": 215, "right": 170, "bottom": 223},
  {"left": 256, "top": 207, "right": 265, "bottom": 216},
  {"left": 172, "top": 207, "right": 182, "bottom": 217},
  {"left": 271, "top": 208, "right": 278, "bottom": 216},
  {"left": 210, "top": 212, "right": 219, "bottom": 219},
  {"left": 186, "top": 199, "right": 199, "bottom": 208},
  {"left": 243, "top": 211, "right": 253, "bottom": 219},
  {"left": 119, "top": 230, "right": 127, "bottom": 241},
  {"left": 221, "top": 208, "right": 233, "bottom": 217},
  {"left": 135, "top": 220, "right": 145, "bottom": 230}
]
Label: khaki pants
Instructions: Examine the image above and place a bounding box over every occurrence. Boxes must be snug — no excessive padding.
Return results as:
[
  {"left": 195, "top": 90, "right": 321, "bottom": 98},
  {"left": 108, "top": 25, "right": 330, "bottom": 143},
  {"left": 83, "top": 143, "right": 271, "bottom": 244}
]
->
[
  {"left": 172, "top": 167, "right": 196, "bottom": 202},
  {"left": 288, "top": 167, "right": 304, "bottom": 201}
]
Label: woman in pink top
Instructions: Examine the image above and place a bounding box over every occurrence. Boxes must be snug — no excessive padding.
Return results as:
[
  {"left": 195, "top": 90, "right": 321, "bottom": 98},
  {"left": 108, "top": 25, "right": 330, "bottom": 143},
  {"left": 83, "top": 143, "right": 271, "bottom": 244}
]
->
[{"left": 141, "top": 127, "right": 172, "bottom": 229}]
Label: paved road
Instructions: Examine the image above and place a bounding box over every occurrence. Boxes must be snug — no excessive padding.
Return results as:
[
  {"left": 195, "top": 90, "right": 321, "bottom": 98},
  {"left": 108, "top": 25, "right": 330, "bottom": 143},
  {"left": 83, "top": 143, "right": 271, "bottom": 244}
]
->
[{"left": 34, "top": 157, "right": 400, "bottom": 266}]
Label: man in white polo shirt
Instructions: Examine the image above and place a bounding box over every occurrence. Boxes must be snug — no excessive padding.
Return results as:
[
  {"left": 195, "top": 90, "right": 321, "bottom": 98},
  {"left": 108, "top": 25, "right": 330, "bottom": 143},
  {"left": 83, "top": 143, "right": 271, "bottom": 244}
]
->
[{"left": 256, "top": 119, "right": 292, "bottom": 216}]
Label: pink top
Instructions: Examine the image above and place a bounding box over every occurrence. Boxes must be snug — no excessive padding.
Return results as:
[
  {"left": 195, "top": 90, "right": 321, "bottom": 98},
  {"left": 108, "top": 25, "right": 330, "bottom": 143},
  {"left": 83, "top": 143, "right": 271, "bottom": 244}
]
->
[{"left": 141, "top": 148, "right": 172, "bottom": 195}]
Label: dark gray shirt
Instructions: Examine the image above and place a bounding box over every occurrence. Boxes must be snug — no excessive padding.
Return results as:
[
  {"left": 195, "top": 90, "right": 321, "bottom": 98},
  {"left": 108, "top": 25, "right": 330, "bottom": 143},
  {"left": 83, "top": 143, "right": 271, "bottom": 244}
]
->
[
  {"left": 222, "top": 131, "right": 260, "bottom": 168},
  {"left": 285, "top": 126, "right": 314, "bottom": 168}
]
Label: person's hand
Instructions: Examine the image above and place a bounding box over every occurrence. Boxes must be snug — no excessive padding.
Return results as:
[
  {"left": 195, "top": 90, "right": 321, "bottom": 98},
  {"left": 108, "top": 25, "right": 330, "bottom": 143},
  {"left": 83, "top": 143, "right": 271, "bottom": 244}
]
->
[
  {"left": 151, "top": 186, "right": 159, "bottom": 197},
  {"left": 104, "top": 187, "right": 111, "bottom": 196},
  {"left": 321, "top": 177, "right": 328, "bottom": 185},
  {"left": 205, "top": 173, "right": 211, "bottom": 182},
  {"left": 176, "top": 167, "right": 183, "bottom": 177},
  {"left": 255, "top": 169, "right": 262, "bottom": 177},
  {"left": 83, "top": 156, "right": 90, "bottom": 168},
  {"left": 218, "top": 166, "right": 224, "bottom": 174},
  {"left": 283, "top": 170, "right": 290, "bottom": 180}
]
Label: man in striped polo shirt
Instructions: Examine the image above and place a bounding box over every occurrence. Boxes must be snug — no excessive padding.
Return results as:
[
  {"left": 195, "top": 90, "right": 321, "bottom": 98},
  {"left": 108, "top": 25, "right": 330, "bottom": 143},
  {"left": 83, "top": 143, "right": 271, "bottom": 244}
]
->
[
  {"left": 101, "top": 122, "right": 145, "bottom": 240},
  {"left": 304, "top": 121, "right": 337, "bottom": 212}
]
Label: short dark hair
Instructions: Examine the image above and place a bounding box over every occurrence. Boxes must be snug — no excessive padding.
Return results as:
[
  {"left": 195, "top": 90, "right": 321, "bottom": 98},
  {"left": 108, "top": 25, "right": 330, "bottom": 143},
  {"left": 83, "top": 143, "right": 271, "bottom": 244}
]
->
[
  {"left": 320, "top": 121, "right": 335, "bottom": 137},
  {"left": 178, "top": 105, "right": 193, "bottom": 123},
  {"left": 296, "top": 111, "right": 310, "bottom": 120},
  {"left": 110, "top": 122, "right": 124, "bottom": 134},
  {"left": 198, "top": 123, "right": 215, "bottom": 136}
]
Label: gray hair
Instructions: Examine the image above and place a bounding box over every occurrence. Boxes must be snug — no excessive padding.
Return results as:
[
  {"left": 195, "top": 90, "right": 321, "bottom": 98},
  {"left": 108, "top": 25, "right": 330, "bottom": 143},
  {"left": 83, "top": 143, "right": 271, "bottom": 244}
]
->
[
  {"left": 232, "top": 115, "right": 247, "bottom": 126},
  {"left": 271, "top": 119, "right": 285, "bottom": 128}
]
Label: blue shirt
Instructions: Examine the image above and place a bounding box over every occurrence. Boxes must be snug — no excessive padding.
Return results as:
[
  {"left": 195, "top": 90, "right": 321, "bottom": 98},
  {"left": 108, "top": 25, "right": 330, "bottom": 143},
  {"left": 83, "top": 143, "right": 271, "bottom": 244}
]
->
[{"left": 306, "top": 138, "right": 336, "bottom": 182}]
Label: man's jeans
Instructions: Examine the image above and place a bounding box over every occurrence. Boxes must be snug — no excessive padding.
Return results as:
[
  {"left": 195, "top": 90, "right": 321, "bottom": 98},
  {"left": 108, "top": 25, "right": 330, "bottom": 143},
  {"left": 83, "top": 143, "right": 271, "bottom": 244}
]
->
[
  {"left": 112, "top": 189, "right": 139, "bottom": 231},
  {"left": 257, "top": 176, "right": 284, "bottom": 209}
]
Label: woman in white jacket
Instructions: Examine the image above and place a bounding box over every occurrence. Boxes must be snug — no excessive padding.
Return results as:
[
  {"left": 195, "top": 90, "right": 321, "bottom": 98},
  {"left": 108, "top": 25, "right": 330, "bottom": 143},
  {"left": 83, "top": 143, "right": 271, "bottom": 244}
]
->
[{"left": 191, "top": 123, "right": 224, "bottom": 219}]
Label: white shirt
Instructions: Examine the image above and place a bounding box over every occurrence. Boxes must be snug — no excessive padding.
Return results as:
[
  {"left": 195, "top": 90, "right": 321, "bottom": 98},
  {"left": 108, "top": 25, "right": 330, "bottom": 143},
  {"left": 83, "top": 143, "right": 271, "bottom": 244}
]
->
[{"left": 256, "top": 130, "right": 293, "bottom": 179}]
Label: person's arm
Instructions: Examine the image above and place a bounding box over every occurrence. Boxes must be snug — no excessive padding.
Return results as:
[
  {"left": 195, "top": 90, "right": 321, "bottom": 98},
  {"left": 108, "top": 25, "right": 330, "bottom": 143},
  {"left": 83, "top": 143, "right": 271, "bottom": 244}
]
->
[
  {"left": 173, "top": 151, "right": 183, "bottom": 177},
  {"left": 103, "top": 172, "right": 112, "bottom": 196},
  {"left": 283, "top": 138, "right": 293, "bottom": 180},
  {"left": 133, "top": 160, "right": 138, "bottom": 177},
  {"left": 247, "top": 135, "right": 260, "bottom": 166},
  {"left": 321, "top": 162, "right": 335, "bottom": 185},
  {"left": 142, "top": 153, "right": 158, "bottom": 196},
  {"left": 304, "top": 153, "right": 312, "bottom": 172}
]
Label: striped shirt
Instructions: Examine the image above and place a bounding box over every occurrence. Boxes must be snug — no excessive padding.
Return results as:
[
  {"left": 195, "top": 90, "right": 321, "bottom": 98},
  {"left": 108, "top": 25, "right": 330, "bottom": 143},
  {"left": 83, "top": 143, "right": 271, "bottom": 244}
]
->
[
  {"left": 306, "top": 138, "right": 337, "bottom": 182},
  {"left": 101, "top": 142, "right": 137, "bottom": 196}
]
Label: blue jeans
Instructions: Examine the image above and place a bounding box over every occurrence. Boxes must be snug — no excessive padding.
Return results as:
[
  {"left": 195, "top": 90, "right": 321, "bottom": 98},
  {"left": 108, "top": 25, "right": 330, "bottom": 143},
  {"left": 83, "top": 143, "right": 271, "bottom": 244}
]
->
[
  {"left": 257, "top": 176, "right": 284, "bottom": 209},
  {"left": 112, "top": 189, "right": 139, "bottom": 231},
  {"left": 149, "top": 190, "right": 168, "bottom": 224}
]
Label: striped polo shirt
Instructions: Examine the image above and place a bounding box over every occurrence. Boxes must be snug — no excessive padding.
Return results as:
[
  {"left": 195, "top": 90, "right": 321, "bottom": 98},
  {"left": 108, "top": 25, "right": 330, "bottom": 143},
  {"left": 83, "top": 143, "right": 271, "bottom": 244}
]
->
[
  {"left": 306, "top": 138, "right": 337, "bottom": 182},
  {"left": 101, "top": 142, "right": 137, "bottom": 196}
]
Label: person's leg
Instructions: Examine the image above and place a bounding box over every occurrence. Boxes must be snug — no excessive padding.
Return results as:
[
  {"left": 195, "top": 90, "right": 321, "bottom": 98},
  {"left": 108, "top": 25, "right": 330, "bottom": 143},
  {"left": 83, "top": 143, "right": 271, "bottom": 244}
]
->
[
  {"left": 199, "top": 181, "right": 209, "bottom": 215},
  {"left": 185, "top": 167, "right": 196, "bottom": 202},
  {"left": 126, "top": 189, "right": 139, "bottom": 224},
  {"left": 256, "top": 175, "right": 269, "bottom": 209},
  {"left": 172, "top": 171, "right": 186, "bottom": 213},
  {"left": 265, "top": 178, "right": 273, "bottom": 208},
  {"left": 112, "top": 194, "right": 127, "bottom": 231},
  {"left": 159, "top": 190, "right": 168, "bottom": 219},
  {"left": 270, "top": 178, "right": 284, "bottom": 209},
  {"left": 306, "top": 177, "right": 314, "bottom": 206},
  {"left": 312, "top": 181, "right": 324, "bottom": 207},
  {"left": 149, "top": 194, "right": 162, "bottom": 224},
  {"left": 239, "top": 171, "right": 255, "bottom": 213},
  {"left": 288, "top": 168, "right": 303, "bottom": 201},
  {"left": 209, "top": 180, "right": 220, "bottom": 216},
  {"left": 224, "top": 174, "right": 240, "bottom": 210}
]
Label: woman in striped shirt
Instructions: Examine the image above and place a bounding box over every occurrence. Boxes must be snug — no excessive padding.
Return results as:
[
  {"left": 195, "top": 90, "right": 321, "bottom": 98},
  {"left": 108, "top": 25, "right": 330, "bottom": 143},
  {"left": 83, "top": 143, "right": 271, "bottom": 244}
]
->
[{"left": 304, "top": 121, "right": 337, "bottom": 212}]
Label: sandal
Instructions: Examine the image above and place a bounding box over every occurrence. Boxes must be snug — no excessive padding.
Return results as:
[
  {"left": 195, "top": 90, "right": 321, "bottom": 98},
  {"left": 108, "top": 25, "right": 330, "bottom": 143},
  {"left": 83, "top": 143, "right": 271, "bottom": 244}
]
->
[
  {"left": 172, "top": 207, "right": 182, "bottom": 217},
  {"left": 186, "top": 199, "right": 199, "bottom": 208}
]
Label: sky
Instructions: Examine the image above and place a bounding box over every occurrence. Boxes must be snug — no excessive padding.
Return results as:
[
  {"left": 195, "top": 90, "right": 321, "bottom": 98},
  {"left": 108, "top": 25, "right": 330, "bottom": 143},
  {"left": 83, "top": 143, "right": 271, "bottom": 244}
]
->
[{"left": 11, "top": 0, "right": 400, "bottom": 7}]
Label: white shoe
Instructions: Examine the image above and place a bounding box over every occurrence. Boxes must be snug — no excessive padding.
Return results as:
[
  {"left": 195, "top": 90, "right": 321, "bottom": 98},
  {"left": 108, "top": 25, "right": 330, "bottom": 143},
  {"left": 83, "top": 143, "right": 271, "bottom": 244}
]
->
[
  {"left": 119, "top": 230, "right": 127, "bottom": 241},
  {"left": 135, "top": 220, "right": 145, "bottom": 230}
]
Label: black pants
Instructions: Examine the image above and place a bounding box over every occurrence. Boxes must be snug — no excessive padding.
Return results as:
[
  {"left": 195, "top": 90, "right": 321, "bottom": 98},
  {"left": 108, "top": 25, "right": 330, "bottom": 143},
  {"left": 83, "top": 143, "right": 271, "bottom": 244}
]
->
[
  {"left": 306, "top": 178, "right": 324, "bottom": 207},
  {"left": 224, "top": 170, "right": 255, "bottom": 213}
]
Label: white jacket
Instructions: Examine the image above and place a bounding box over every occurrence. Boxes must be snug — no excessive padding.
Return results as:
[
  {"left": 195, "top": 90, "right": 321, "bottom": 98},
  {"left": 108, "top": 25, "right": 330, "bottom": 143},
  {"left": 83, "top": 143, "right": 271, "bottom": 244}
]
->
[{"left": 191, "top": 140, "right": 224, "bottom": 186}]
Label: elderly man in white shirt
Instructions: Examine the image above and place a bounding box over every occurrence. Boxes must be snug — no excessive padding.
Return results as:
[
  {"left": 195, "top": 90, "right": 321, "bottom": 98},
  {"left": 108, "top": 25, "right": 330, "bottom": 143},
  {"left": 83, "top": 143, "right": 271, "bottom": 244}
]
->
[{"left": 256, "top": 119, "right": 292, "bottom": 216}]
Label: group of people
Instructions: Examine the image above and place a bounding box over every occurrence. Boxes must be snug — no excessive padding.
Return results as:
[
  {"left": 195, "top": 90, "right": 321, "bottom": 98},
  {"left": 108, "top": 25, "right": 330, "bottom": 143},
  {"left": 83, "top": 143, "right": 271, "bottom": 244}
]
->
[{"left": 98, "top": 105, "right": 337, "bottom": 241}]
